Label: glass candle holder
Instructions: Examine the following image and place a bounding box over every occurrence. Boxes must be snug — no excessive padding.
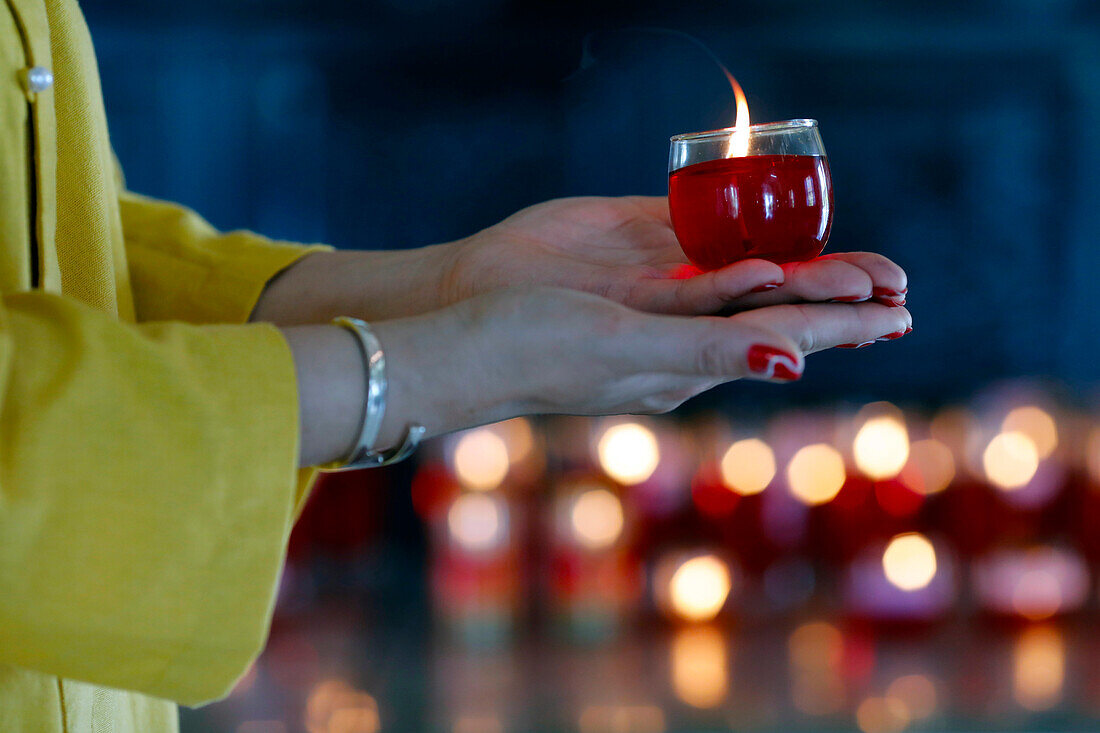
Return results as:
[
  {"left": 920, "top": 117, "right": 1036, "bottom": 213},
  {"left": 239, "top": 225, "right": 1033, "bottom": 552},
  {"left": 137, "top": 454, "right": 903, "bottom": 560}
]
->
[{"left": 668, "top": 119, "right": 833, "bottom": 270}]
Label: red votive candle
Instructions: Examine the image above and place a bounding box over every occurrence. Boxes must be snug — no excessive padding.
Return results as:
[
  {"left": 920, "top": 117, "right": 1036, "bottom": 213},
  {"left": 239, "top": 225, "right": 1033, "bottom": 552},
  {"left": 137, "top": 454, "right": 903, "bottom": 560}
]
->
[{"left": 668, "top": 119, "right": 833, "bottom": 269}]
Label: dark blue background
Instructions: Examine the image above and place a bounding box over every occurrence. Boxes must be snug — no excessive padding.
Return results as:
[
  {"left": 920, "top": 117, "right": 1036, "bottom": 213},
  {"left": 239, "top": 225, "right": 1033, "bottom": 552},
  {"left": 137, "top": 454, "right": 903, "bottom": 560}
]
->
[{"left": 84, "top": 0, "right": 1100, "bottom": 405}]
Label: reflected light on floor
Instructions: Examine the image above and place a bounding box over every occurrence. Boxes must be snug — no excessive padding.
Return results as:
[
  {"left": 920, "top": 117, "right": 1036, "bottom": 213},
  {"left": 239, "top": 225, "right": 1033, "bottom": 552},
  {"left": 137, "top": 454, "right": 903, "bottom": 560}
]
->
[
  {"left": 855, "top": 696, "right": 910, "bottom": 733},
  {"left": 237, "top": 723, "right": 287, "bottom": 733},
  {"left": 453, "top": 429, "right": 510, "bottom": 491},
  {"left": 452, "top": 714, "right": 504, "bottom": 733},
  {"left": 1002, "top": 406, "right": 1058, "bottom": 460},
  {"left": 669, "top": 555, "right": 732, "bottom": 622},
  {"left": 882, "top": 533, "right": 937, "bottom": 592},
  {"left": 670, "top": 625, "right": 729, "bottom": 708},
  {"left": 898, "top": 439, "right": 955, "bottom": 495},
  {"left": 578, "top": 705, "right": 666, "bottom": 733},
  {"left": 789, "top": 621, "right": 845, "bottom": 715},
  {"left": 885, "top": 674, "right": 937, "bottom": 720},
  {"left": 983, "top": 431, "right": 1039, "bottom": 490},
  {"left": 719, "top": 438, "right": 775, "bottom": 496},
  {"left": 570, "top": 488, "right": 624, "bottom": 550},
  {"left": 305, "top": 680, "right": 380, "bottom": 733},
  {"left": 853, "top": 415, "right": 910, "bottom": 480},
  {"left": 597, "top": 423, "right": 660, "bottom": 485},
  {"left": 447, "top": 493, "right": 508, "bottom": 552},
  {"left": 787, "top": 444, "right": 846, "bottom": 505},
  {"left": 1014, "top": 625, "right": 1065, "bottom": 711}
]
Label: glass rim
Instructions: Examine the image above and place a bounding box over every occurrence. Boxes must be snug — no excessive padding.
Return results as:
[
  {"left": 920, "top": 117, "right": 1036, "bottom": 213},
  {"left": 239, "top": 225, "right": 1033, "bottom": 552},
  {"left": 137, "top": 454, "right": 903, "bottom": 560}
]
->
[{"left": 670, "top": 119, "right": 818, "bottom": 143}]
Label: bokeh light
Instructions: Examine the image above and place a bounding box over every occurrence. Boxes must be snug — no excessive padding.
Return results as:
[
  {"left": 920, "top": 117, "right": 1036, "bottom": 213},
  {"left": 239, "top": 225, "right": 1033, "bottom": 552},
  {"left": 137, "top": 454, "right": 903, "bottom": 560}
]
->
[
  {"left": 886, "top": 674, "right": 937, "bottom": 720},
  {"left": 305, "top": 680, "right": 380, "bottom": 733},
  {"left": 570, "top": 488, "right": 624, "bottom": 550},
  {"left": 453, "top": 429, "right": 510, "bottom": 491},
  {"left": 452, "top": 715, "right": 504, "bottom": 733},
  {"left": 1002, "top": 406, "right": 1058, "bottom": 460},
  {"left": 1014, "top": 626, "right": 1065, "bottom": 711},
  {"left": 669, "top": 555, "right": 732, "bottom": 622},
  {"left": 447, "top": 493, "right": 508, "bottom": 552},
  {"left": 597, "top": 423, "right": 660, "bottom": 485},
  {"left": 898, "top": 438, "right": 955, "bottom": 495},
  {"left": 855, "top": 696, "right": 909, "bottom": 733},
  {"left": 1086, "top": 427, "right": 1100, "bottom": 485},
  {"left": 1011, "top": 570, "right": 1063, "bottom": 621},
  {"left": 719, "top": 438, "right": 776, "bottom": 496},
  {"left": 983, "top": 431, "right": 1039, "bottom": 490},
  {"left": 787, "top": 443, "right": 846, "bottom": 505},
  {"left": 788, "top": 621, "right": 844, "bottom": 672},
  {"left": 670, "top": 626, "right": 729, "bottom": 708},
  {"left": 882, "top": 533, "right": 937, "bottom": 591},
  {"left": 578, "top": 705, "right": 666, "bottom": 733},
  {"left": 853, "top": 416, "right": 910, "bottom": 480}
]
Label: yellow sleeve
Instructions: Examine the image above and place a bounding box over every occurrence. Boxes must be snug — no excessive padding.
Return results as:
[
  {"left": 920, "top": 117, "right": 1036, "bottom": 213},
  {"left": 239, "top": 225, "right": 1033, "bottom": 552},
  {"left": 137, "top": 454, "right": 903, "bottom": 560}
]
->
[
  {"left": 0, "top": 291, "right": 302, "bottom": 706},
  {"left": 119, "top": 190, "right": 333, "bottom": 326},
  {"left": 119, "top": 190, "right": 336, "bottom": 513}
]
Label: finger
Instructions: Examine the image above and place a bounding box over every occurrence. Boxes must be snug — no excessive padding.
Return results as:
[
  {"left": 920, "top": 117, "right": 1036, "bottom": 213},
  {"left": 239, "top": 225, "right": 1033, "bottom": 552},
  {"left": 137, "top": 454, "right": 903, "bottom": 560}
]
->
[
  {"left": 818, "top": 252, "right": 908, "bottom": 304},
  {"left": 731, "top": 303, "right": 912, "bottom": 355},
  {"left": 631, "top": 314, "right": 805, "bottom": 382},
  {"left": 634, "top": 258, "right": 786, "bottom": 314}
]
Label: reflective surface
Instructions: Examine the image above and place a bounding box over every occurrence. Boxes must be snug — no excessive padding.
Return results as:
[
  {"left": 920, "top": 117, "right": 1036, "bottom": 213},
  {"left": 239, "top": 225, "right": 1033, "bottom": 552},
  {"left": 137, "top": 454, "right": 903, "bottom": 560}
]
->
[{"left": 184, "top": 593, "right": 1100, "bottom": 732}]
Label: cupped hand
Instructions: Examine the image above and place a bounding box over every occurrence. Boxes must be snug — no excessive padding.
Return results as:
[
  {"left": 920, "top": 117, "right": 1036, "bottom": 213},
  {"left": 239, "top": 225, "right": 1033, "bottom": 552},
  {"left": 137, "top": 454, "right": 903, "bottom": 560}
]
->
[
  {"left": 444, "top": 196, "right": 908, "bottom": 316},
  {"left": 372, "top": 287, "right": 912, "bottom": 440}
]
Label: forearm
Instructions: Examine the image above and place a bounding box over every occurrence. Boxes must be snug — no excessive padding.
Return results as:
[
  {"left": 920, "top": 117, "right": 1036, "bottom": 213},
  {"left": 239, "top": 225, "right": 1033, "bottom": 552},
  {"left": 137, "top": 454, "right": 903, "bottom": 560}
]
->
[{"left": 253, "top": 244, "right": 460, "bottom": 326}]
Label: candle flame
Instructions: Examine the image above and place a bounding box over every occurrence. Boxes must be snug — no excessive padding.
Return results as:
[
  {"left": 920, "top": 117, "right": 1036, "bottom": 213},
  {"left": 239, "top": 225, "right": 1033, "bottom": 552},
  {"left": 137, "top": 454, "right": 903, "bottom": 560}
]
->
[{"left": 723, "top": 71, "right": 750, "bottom": 158}]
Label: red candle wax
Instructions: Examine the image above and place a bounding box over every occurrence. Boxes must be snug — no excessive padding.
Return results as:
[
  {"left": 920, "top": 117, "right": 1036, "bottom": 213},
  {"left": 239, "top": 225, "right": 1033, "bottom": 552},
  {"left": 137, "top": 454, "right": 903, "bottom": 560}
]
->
[{"left": 668, "top": 154, "right": 833, "bottom": 269}]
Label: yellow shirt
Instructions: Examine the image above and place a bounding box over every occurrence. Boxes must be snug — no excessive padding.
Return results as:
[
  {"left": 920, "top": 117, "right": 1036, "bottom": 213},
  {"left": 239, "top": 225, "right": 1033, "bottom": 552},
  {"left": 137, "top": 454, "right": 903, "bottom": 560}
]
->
[{"left": 1, "top": 0, "right": 331, "bottom": 729}]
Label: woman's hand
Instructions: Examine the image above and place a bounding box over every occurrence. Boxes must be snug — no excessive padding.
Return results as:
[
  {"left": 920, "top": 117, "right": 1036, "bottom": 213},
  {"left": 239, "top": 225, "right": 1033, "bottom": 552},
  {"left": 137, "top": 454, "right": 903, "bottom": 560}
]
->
[
  {"left": 363, "top": 288, "right": 912, "bottom": 451},
  {"left": 442, "top": 196, "right": 908, "bottom": 315},
  {"left": 252, "top": 196, "right": 907, "bottom": 327}
]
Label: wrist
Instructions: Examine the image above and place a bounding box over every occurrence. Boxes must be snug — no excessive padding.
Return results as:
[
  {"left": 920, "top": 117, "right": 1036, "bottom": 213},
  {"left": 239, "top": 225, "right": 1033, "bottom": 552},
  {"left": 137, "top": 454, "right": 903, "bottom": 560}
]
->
[{"left": 252, "top": 244, "right": 463, "bottom": 326}]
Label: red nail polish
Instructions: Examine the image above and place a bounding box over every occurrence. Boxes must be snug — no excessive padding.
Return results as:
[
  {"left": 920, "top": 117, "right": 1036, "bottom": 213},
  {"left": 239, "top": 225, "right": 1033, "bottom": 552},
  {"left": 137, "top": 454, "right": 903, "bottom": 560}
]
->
[
  {"left": 750, "top": 282, "right": 782, "bottom": 293},
  {"left": 830, "top": 295, "right": 870, "bottom": 303},
  {"left": 904, "top": 326, "right": 912, "bottom": 334},
  {"left": 873, "top": 286, "right": 906, "bottom": 297},
  {"left": 878, "top": 297, "right": 906, "bottom": 308},
  {"left": 882, "top": 330, "right": 907, "bottom": 340},
  {"left": 747, "top": 345, "right": 801, "bottom": 380},
  {"left": 838, "top": 340, "right": 875, "bottom": 349}
]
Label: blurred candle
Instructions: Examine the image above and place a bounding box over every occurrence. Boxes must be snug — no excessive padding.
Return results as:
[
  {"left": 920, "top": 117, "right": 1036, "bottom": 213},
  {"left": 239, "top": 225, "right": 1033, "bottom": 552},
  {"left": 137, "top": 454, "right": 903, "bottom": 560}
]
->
[
  {"left": 973, "top": 546, "right": 1089, "bottom": 620},
  {"left": 547, "top": 479, "right": 639, "bottom": 641},
  {"left": 655, "top": 552, "right": 734, "bottom": 623},
  {"left": 983, "top": 431, "right": 1039, "bottom": 491},
  {"left": 787, "top": 443, "right": 846, "bottom": 506},
  {"left": 720, "top": 438, "right": 776, "bottom": 496},
  {"left": 597, "top": 422, "right": 660, "bottom": 485},
  {"left": 853, "top": 415, "right": 910, "bottom": 481},
  {"left": 452, "top": 429, "right": 511, "bottom": 491}
]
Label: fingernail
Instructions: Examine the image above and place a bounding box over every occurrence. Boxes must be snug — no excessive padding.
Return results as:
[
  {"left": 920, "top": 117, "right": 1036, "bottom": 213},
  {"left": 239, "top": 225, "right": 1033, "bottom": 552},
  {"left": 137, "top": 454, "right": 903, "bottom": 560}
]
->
[
  {"left": 838, "top": 340, "right": 876, "bottom": 349},
  {"left": 876, "top": 297, "right": 906, "bottom": 308},
  {"left": 830, "top": 294, "right": 872, "bottom": 303},
  {"left": 747, "top": 345, "right": 802, "bottom": 381},
  {"left": 904, "top": 326, "right": 912, "bottom": 334},
  {"left": 873, "top": 286, "right": 907, "bottom": 297},
  {"left": 750, "top": 282, "right": 783, "bottom": 293},
  {"left": 877, "top": 330, "right": 907, "bottom": 341}
]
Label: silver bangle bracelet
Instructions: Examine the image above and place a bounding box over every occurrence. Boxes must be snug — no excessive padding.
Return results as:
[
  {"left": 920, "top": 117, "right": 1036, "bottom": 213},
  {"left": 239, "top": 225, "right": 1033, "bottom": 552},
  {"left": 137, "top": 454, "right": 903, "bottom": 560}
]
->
[{"left": 330, "top": 316, "right": 425, "bottom": 470}]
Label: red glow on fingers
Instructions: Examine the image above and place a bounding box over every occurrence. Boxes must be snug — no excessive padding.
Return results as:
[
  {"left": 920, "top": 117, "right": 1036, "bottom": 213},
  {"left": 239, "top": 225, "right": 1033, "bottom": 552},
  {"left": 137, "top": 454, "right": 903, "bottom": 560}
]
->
[{"left": 667, "top": 263, "right": 704, "bottom": 279}]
